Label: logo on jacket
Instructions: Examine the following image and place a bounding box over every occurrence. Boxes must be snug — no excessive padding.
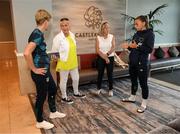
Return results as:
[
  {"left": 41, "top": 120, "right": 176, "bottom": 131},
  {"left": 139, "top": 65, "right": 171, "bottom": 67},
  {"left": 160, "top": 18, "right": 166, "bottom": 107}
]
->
[{"left": 137, "top": 37, "right": 144, "bottom": 46}]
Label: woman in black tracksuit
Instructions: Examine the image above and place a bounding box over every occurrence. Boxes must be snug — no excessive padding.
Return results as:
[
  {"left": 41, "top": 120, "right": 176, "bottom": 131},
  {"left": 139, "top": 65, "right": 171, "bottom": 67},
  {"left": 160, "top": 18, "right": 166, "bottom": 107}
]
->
[{"left": 122, "top": 15, "right": 155, "bottom": 113}]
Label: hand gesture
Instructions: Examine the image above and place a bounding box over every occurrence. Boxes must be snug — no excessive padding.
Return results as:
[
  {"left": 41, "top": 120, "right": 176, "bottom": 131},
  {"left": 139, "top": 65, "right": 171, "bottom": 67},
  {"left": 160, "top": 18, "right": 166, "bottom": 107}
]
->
[
  {"left": 129, "top": 41, "right": 138, "bottom": 48},
  {"left": 106, "top": 58, "right": 110, "bottom": 64},
  {"left": 33, "top": 68, "right": 47, "bottom": 75},
  {"left": 121, "top": 42, "right": 129, "bottom": 49}
]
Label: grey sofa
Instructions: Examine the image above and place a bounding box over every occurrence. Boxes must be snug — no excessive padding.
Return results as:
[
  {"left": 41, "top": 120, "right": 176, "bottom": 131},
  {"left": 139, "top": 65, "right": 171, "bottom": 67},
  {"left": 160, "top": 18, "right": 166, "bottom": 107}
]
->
[
  {"left": 147, "top": 118, "right": 180, "bottom": 134},
  {"left": 150, "top": 57, "right": 180, "bottom": 72}
]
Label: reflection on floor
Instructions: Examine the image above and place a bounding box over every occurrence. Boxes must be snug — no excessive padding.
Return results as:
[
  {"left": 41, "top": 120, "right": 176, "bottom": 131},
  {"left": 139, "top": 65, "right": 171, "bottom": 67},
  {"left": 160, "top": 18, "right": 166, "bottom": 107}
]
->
[
  {"left": 0, "top": 59, "right": 41, "bottom": 134},
  {"left": 29, "top": 78, "right": 180, "bottom": 134}
]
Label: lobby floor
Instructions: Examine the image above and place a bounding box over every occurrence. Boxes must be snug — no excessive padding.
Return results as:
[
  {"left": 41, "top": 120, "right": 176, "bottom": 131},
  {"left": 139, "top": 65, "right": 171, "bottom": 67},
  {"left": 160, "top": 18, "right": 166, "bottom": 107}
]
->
[
  {"left": 0, "top": 56, "right": 180, "bottom": 134},
  {"left": 0, "top": 58, "right": 41, "bottom": 134},
  {"left": 29, "top": 77, "right": 180, "bottom": 134}
]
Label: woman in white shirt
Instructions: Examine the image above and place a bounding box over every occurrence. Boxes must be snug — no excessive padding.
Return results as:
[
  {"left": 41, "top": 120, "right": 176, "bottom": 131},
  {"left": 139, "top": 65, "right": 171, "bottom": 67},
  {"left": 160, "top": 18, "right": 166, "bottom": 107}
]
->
[{"left": 95, "top": 22, "right": 115, "bottom": 96}]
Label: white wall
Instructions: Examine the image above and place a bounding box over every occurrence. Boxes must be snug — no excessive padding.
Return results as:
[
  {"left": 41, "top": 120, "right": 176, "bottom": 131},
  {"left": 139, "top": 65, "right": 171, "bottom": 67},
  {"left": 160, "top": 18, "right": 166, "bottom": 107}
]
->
[
  {"left": 11, "top": 0, "right": 53, "bottom": 53},
  {"left": 11, "top": 0, "right": 54, "bottom": 95}
]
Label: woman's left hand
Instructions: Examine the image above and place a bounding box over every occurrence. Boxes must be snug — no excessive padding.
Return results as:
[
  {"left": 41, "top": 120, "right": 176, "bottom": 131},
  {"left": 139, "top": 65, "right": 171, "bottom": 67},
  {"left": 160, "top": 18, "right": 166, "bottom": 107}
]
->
[
  {"left": 129, "top": 41, "right": 138, "bottom": 48},
  {"left": 121, "top": 42, "right": 129, "bottom": 49},
  {"left": 106, "top": 58, "right": 110, "bottom": 64}
]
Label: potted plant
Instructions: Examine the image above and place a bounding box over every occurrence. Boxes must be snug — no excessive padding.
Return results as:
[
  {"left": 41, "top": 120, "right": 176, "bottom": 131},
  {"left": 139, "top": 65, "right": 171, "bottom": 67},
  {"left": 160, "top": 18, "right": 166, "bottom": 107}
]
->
[{"left": 122, "top": 4, "right": 168, "bottom": 41}]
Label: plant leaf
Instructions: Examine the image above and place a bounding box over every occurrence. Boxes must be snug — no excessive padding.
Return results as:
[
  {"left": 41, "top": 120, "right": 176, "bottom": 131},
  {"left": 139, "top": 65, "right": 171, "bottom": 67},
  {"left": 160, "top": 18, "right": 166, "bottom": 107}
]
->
[
  {"left": 121, "top": 13, "right": 135, "bottom": 23},
  {"left": 149, "top": 19, "right": 163, "bottom": 26},
  {"left": 148, "top": 4, "right": 168, "bottom": 19},
  {"left": 149, "top": 23, "right": 154, "bottom": 29},
  {"left": 154, "top": 30, "right": 164, "bottom": 36}
]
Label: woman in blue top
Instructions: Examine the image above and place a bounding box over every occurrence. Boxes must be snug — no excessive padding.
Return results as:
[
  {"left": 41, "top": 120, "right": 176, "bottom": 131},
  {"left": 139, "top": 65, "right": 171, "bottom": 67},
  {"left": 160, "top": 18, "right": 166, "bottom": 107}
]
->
[{"left": 24, "top": 9, "right": 66, "bottom": 130}]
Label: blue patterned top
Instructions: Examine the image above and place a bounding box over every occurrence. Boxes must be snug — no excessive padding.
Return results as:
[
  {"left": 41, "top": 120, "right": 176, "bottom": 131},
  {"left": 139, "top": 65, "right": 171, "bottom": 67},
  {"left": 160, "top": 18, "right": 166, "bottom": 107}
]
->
[{"left": 28, "top": 28, "right": 50, "bottom": 69}]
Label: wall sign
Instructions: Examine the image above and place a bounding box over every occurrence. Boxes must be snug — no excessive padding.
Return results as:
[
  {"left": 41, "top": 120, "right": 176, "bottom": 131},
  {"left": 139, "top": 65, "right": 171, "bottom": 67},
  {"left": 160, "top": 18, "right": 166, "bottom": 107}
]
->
[{"left": 52, "top": 0, "right": 126, "bottom": 54}]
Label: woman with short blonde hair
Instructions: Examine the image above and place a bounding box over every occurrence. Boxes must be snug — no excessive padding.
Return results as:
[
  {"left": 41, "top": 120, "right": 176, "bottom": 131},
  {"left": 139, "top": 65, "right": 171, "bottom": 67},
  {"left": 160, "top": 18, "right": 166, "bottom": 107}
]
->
[{"left": 24, "top": 9, "right": 66, "bottom": 130}]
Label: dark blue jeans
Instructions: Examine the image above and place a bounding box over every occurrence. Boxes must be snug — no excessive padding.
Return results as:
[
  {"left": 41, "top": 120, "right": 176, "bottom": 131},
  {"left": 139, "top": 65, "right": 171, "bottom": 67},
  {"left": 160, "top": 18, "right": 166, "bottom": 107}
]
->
[{"left": 31, "top": 70, "right": 57, "bottom": 122}]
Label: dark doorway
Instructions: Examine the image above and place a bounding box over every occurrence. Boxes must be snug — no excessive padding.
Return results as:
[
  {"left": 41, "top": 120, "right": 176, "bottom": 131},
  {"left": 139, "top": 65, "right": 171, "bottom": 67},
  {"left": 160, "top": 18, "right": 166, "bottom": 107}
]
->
[{"left": 0, "top": 0, "right": 16, "bottom": 60}]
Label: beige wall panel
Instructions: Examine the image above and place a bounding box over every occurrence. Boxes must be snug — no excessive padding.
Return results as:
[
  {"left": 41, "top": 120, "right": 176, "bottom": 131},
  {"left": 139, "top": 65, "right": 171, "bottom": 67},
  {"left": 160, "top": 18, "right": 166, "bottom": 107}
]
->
[{"left": 17, "top": 55, "right": 57, "bottom": 95}]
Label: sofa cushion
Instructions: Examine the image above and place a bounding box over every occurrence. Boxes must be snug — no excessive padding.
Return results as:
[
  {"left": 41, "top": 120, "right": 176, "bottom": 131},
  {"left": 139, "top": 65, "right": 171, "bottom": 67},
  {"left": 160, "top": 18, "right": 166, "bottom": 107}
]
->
[
  {"left": 154, "top": 46, "right": 165, "bottom": 59},
  {"left": 147, "top": 125, "right": 180, "bottom": 134},
  {"left": 176, "top": 46, "right": 180, "bottom": 55},
  {"left": 168, "top": 46, "right": 179, "bottom": 57}
]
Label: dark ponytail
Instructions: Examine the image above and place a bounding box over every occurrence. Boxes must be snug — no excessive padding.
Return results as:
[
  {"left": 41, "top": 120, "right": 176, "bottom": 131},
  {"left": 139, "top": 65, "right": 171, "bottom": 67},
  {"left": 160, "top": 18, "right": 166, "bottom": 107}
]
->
[{"left": 135, "top": 15, "right": 149, "bottom": 29}]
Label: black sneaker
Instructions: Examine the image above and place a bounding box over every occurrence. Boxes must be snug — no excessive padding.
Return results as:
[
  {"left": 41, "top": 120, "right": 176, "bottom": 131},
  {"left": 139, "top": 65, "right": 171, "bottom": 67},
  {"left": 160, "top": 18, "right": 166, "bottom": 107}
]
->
[
  {"left": 61, "top": 98, "right": 74, "bottom": 104},
  {"left": 73, "top": 93, "right": 86, "bottom": 98}
]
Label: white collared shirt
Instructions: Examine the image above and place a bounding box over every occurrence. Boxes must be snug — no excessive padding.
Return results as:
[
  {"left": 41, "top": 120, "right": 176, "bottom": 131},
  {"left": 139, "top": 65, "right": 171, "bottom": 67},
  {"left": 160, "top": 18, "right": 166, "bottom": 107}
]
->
[{"left": 52, "top": 31, "right": 76, "bottom": 62}]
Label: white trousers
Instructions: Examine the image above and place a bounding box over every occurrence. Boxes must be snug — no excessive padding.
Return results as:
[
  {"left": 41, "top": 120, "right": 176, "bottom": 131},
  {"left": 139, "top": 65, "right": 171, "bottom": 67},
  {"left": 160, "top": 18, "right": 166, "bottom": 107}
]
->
[{"left": 59, "top": 68, "right": 79, "bottom": 99}]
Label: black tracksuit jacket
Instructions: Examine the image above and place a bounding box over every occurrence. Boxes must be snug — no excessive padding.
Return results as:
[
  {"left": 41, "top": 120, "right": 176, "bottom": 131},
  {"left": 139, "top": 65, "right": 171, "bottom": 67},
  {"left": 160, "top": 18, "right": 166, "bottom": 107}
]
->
[{"left": 129, "top": 29, "right": 155, "bottom": 67}]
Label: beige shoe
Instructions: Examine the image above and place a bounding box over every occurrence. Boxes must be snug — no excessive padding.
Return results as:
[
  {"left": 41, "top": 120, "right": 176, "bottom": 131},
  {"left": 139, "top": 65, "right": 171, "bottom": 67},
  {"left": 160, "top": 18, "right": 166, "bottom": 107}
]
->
[
  {"left": 36, "top": 120, "right": 54, "bottom": 130},
  {"left": 108, "top": 90, "right": 113, "bottom": 97},
  {"left": 122, "top": 95, "right": 136, "bottom": 102},
  {"left": 96, "top": 89, "right": 102, "bottom": 95},
  {"left": 137, "top": 106, "right": 146, "bottom": 113},
  {"left": 49, "top": 111, "right": 66, "bottom": 119}
]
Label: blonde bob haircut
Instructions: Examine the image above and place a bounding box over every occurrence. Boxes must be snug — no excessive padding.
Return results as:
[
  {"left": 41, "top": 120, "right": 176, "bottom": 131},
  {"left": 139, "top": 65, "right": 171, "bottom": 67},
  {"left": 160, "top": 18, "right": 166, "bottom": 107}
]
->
[
  {"left": 35, "top": 9, "right": 51, "bottom": 25},
  {"left": 99, "top": 21, "right": 108, "bottom": 36}
]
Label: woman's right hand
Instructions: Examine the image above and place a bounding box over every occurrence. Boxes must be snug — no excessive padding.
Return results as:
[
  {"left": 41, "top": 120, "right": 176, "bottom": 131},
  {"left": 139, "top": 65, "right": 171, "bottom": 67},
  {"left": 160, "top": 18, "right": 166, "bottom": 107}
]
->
[
  {"left": 121, "top": 42, "right": 129, "bottom": 49},
  {"left": 101, "top": 53, "right": 108, "bottom": 60},
  {"left": 32, "top": 68, "right": 47, "bottom": 75}
]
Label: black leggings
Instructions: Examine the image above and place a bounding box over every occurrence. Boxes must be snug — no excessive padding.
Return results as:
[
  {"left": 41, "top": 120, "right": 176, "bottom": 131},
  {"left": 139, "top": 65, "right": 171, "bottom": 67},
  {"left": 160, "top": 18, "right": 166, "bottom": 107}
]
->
[
  {"left": 31, "top": 70, "right": 57, "bottom": 122},
  {"left": 97, "top": 56, "right": 114, "bottom": 90},
  {"left": 129, "top": 64, "right": 149, "bottom": 99}
]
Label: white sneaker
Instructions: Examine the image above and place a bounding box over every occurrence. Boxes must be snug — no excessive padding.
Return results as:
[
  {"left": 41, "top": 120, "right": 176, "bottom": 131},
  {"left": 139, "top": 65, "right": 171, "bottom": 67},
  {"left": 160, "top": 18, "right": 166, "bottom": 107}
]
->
[
  {"left": 36, "top": 120, "right": 54, "bottom": 130},
  {"left": 137, "top": 106, "right": 146, "bottom": 113},
  {"left": 49, "top": 111, "right": 66, "bottom": 119},
  {"left": 137, "top": 99, "right": 147, "bottom": 113},
  {"left": 122, "top": 95, "right": 136, "bottom": 102},
  {"left": 96, "top": 89, "right": 102, "bottom": 95},
  {"left": 109, "top": 90, "right": 113, "bottom": 97}
]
